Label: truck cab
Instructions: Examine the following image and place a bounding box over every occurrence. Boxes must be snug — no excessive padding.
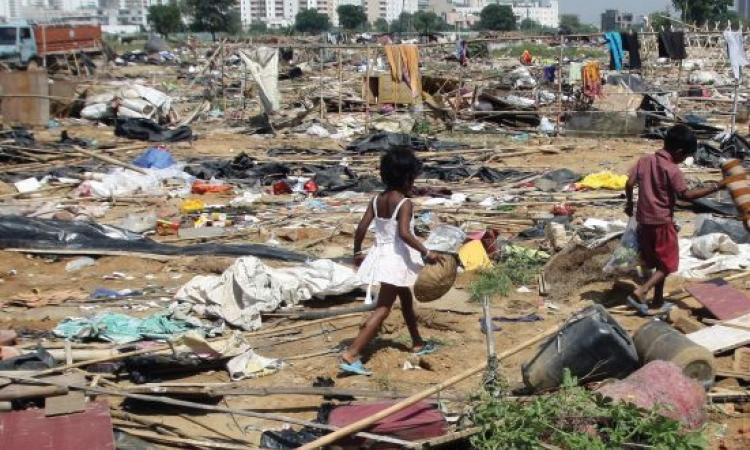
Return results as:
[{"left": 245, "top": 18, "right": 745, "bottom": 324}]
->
[{"left": 0, "top": 20, "right": 38, "bottom": 66}]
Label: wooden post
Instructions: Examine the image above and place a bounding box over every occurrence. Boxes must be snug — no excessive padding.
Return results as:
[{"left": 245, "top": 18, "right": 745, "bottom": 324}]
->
[
  {"left": 675, "top": 62, "right": 684, "bottom": 113},
  {"left": 731, "top": 78, "right": 740, "bottom": 134},
  {"left": 556, "top": 33, "right": 564, "bottom": 134},
  {"left": 221, "top": 44, "right": 226, "bottom": 113},
  {"left": 296, "top": 325, "right": 561, "bottom": 450},
  {"left": 319, "top": 47, "right": 325, "bottom": 119},
  {"left": 338, "top": 48, "right": 343, "bottom": 117},
  {"left": 365, "top": 46, "right": 372, "bottom": 132}
]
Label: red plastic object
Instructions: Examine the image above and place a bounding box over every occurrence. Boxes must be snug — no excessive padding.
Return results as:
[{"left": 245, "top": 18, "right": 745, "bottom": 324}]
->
[
  {"left": 0, "top": 400, "right": 115, "bottom": 449},
  {"left": 328, "top": 400, "right": 446, "bottom": 447},
  {"left": 552, "top": 203, "right": 576, "bottom": 216},
  {"left": 191, "top": 181, "right": 232, "bottom": 194},
  {"left": 304, "top": 180, "right": 319, "bottom": 194},
  {"left": 272, "top": 180, "right": 292, "bottom": 195},
  {"left": 596, "top": 360, "right": 707, "bottom": 429}
]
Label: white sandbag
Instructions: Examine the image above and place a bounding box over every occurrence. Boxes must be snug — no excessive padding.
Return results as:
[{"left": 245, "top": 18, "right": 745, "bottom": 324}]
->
[
  {"left": 120, "top": 98, "right": 156, "bottom": 116},
  {"left": 131, "top": 84, "right": 171, "bottom": 110},
  {"left": 690, "top": 233, "right": 740, "bottom": 260},
  {"left": 116, "top": 106, "right": 148, "bottom": 119},
  {"left": 81, "top": 103, "right": 111, "bottom": 120},
  {"left": 85, "top": 92, "right": 115, "bottom": 105},
  {"left": 174, "top": 257, "right": 362, "bottom": 331}
]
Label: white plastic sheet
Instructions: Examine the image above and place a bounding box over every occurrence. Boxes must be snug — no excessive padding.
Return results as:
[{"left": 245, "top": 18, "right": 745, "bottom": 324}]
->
[
  {"left": 173, "top": 257, "right": 362, "bottom": 331},
  {"left": 239, "top": 48, "right": 280, "bottom": 114}
]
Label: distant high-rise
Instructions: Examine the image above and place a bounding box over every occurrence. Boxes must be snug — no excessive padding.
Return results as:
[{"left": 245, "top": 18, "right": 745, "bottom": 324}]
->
[
  {"left": 601, "top": 9, "right": 633, "bottom": 31},
  {"left": 738, "top": 0, "right": 750, "bottom": 20}
]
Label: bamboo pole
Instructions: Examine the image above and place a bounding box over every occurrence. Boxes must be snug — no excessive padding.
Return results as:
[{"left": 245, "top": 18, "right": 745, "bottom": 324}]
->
[
  {"left": 71, "top": 145, "right": 148, "bottom": 175},
  {"left": 338, "top": 48, "right": 343, "bottom": 117},
  {"left": 297, "top": 325, "right": 561, "bottom": 450},
  {"left": 556, "top": 33, "right": 564, "bottom": 133}
]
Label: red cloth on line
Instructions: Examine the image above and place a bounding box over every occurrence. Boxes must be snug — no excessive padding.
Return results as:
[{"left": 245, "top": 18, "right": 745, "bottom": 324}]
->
[
  {"left": 628, "top": 149, "right": 688, "bottom": 225},
  {"left": 638, "top": 223, "right": 679, "bottom": 274}
]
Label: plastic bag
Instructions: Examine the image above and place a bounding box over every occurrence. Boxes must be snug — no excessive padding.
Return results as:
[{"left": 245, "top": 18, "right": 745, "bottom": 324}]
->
[
  {"left": 690, "top": 233, "right": 740, "bottom": 260},
  {"left": 424, "top": 224, "right": 466, "bottom": 254},
  {"left": 603, "top": 218, "right": 641, "bottom": 275}
]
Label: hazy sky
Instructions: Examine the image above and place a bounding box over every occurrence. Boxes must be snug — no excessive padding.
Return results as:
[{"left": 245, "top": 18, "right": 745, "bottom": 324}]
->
[{"left": 560, "top": 0, "right": 674, "bottom": 25}]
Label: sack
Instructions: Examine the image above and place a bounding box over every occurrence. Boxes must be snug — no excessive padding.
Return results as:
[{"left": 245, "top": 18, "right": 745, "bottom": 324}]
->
[
  {"left": 603, "top": 218, "right": 641, "bottom": 275},
  {"left": 414, "top": 254, "right": 458, "bottom": 302}
]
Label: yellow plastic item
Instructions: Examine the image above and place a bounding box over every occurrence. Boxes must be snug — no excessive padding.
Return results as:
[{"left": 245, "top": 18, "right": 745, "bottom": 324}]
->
[
  {"left": 578, "top": 171, "right": 628, "bottom": 190},
  {"left": 181, "top": 198, "right": 205, "bottom": 213},
  {"left": 458, "top": 240, "right": 493, "bottom": 272}
]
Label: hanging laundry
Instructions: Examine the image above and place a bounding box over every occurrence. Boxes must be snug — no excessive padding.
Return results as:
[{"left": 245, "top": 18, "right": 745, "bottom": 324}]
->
[
  {"left": 543, "top": 65, "right": 556, "bottom": 83},
  {"left": 568, "top": 61, "right": 583, "bottom": 83},
  {"left": 604, "top": 31, "right": 624, "bottom": 71},
  {"left": 384, "top": 44, "right": 422, "bottom": 98},
  {"left": 658, "top": 31, "right": 687, "bottom": 60},
  {"left": 455, "top": 39, "right": 468, "bottom": 66},
  {"left": 724, "top": 30, "right": 749, "bottom": 80},
  {"left": 582, "top": 62, "right": 602, "bottom": 98},
  {"left": 620, "top": 32, "right": 642, "bottom": 69}
]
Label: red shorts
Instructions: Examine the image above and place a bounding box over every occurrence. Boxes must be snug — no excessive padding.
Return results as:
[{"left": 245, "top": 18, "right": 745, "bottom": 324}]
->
[{"left": 638, "top": 223, "right": 679, "bottom": 274}]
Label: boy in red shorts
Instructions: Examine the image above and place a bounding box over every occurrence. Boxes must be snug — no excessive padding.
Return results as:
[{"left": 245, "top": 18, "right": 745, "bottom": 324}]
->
[{"left": 625, "top": 125, "right": 723, "bottom": 315}]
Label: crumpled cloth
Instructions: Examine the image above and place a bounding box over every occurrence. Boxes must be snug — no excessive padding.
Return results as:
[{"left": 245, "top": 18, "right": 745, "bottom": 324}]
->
[
  {"left": 53, "top": 312, "right": 198, "bottom": 344},
  {"left": 678, "top": 237, "right": 750, "bottom": 279},
  {"left": 577, "top": 171, "right": 628, "bottom": 190},
  {"left": 173, "top": 256, "right": 362, "bottom": 331},
  {"left": 171, "top": 331, "right": 283, "bottom": 381}
]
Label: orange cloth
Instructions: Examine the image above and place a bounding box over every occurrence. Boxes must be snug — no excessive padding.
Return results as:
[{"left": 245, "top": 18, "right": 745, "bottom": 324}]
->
[
  {"left": 582, "top": 61, "right": 602, "bottom": 98},
  {"left": 384, "top": 44, "right": 421, "bottom": 98},
  {"left": 521, "top": 50, "right": 532, "bottom": 65}
]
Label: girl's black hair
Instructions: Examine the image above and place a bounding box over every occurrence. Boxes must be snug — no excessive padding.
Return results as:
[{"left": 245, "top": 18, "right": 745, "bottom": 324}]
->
[{"left": 380, "top": 148, "right": 423, "bottom": 190}]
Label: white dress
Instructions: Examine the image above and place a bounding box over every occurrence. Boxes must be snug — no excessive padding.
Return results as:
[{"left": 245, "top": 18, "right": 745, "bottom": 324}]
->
[{"left": 357, "top": 196, "right": 424, "bottom": 294}]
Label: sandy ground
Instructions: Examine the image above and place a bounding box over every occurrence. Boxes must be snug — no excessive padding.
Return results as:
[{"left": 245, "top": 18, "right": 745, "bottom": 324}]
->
[{"left": 1, "top": 64, "right": 749, "bottom": 447}]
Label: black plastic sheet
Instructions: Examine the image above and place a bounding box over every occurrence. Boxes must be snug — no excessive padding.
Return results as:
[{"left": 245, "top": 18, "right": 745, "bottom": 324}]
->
[
  {"left": 346, "top": 132, "right": 466, "bottom": 154},
  {"left": 422, "top": 157, "right": 531, "bottom": 183},
  {"left": 0, "top": 216, "right": 308, "bottom": 262},
  {"left": 115, "top": 118, "right": 193, "bottom": 142}
]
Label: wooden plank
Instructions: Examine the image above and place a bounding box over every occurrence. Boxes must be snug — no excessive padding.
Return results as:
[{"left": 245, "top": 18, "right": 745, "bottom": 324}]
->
[
  {"left": 686, "top": 279, "right": 750, "bottom": 321},
  {"left": 0, "top": 71, "right": 49, "bottom": 127},
  {"left": 45, "top": 391, "right": 86, "bottom": 416},
  {"left": 688, "top": 313, "right": 750, "bottom": 354}
]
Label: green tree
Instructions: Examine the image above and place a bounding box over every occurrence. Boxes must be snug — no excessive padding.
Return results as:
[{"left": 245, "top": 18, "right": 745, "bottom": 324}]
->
[
  {"left": 477, "top": 4, "right": 516, "bottom": 31},
  {"left": 671, "top": 0, "right": 733, "bottom": 25},
  {"left": 373, "top": 17, "right": 389, "bottom": 32},
  {"left": 247, "top": 22, "right": 268, "bottom": 34},
  {"left": 337, "top": 5, "right": 367, "bottom": 30},
  {"left": 519, "top": 18, "right": 541, "bottom": 32},
  {"left": 184, "top": 0, "right": 240, "bottom": 41},
  {"left": 412, "top": 11, "right": 448, "bottom": 33},
  {"left": 294, "top": 8, "right": 331, "bottom": 34},
  {"left": 647, "top": 11, "right": 674, "bottom": 30},
  {"left": 148, "top": 4, "right": 182, "bottom": 38},
  {"left": 389, "top": 12, "right": 414, "bottom": 33},
  {"left": 559, "top": 13, "right": 598, "bottom": 34}
]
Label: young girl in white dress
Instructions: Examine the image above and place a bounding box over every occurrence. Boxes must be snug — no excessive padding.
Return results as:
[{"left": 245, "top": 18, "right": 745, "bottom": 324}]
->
[{"left": 340, "top": 148, "right": 443, "bottom": 376}]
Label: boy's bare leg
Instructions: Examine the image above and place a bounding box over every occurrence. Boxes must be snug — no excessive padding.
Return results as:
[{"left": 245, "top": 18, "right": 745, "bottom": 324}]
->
[
  {"left": 398, "top": 287, "right": 425, "bottom": 351},
  {"left": 652, "top": 277, "right": 666, "bottom": 306},
  {"left": 633, "top": 269, "right": 667, "bottom": 304},
  {"left": 342, "top": 284, "right": 398, "bottom": 364}
]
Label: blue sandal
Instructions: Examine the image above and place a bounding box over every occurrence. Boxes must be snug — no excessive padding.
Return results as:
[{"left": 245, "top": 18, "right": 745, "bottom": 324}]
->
[
  {"left": 414, "top": 341, "right": 439, "bottom": 356},
  {"left": 626, "top": 295, "right": 649, "bottom": 317},
  {"left": 339, "top": 359, "right": 372, "bottom": 376}
]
